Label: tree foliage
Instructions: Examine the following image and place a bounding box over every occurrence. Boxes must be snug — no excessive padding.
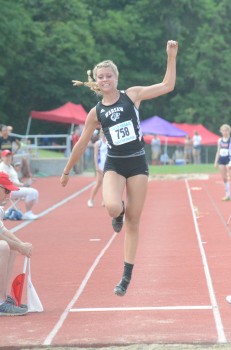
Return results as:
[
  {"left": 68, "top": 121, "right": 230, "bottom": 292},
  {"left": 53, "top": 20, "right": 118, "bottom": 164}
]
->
[{"left": 0, "top": 0, "right": 230, "bottom": 134}]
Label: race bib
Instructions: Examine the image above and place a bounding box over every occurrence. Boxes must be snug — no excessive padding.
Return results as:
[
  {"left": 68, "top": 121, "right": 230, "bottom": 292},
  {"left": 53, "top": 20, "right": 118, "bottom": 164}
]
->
[
  {"left": 109, "top": 120, "right": 136, "bottom": 145},
  {"left": 220, "top": 149, "right": 229, "bottom": 157}
]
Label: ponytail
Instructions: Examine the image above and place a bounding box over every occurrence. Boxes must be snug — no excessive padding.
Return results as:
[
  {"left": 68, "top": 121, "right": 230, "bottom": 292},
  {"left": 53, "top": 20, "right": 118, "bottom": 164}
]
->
[{"left": 72, "top": 70, "right": 101, "bottom": 95}]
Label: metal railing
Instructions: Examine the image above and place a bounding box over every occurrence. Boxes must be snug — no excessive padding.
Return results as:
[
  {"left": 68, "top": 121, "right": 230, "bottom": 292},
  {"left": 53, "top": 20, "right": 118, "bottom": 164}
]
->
[
  {"left": 12, "top": 133, "right": 72, "bottom": 157},
  {"left": 11, "top": 132, "right": 95, "bottom": 172}
]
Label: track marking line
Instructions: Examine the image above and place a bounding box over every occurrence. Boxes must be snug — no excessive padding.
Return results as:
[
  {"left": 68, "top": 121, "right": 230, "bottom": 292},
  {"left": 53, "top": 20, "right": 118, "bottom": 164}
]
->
[
  {"left": 185, "top": 179, "right": 227, "bottom": 343},
  {"left": 10, "top": 182, "right": 95, "bottom": 234},
  {"left": 43, "top": 231, "right": 118, "bottom": 346},
  {"left": 70, "top": 305, "right": 212, "bottom": 313}
]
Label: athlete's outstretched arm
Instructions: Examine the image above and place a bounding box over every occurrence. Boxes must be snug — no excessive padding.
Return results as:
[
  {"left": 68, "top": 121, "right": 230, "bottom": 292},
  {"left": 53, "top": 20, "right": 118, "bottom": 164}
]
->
[{"left": 127, "top": 40, "right": 178, "bottom": 107}]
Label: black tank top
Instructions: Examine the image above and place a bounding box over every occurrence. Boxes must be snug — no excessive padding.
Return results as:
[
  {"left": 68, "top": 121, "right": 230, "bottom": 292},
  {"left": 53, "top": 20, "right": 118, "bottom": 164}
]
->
[
  {"left": 219, "top": 137, "right": 230, "bottom": 161},
  {"left": 96, "top": 91, "right": 144, "bottom": 157}
]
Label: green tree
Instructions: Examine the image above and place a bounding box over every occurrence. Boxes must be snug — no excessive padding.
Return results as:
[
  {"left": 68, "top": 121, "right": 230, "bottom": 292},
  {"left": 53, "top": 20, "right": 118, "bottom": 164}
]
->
[{"left": 0, "top": 0, "right": 230, "bottom": 135}]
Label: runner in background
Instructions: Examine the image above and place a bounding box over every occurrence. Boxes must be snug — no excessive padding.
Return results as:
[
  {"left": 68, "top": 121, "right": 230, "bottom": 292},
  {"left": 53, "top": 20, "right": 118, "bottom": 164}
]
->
[
  {"left": 214, "top": 124, "right": 231, "bottom": 201},
  {"left": 87, "top": 130, "right": 108, "bottom": 208}
]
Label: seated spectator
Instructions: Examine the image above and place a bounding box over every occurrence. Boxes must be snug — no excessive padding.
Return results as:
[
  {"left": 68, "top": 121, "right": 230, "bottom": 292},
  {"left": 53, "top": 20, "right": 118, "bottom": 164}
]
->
[
  {"left": 0, "top": 172, "right": 32, "bottom": 316},
  {"left": 0, "top": 150, "right": 38, "bottom": 220},
  {"left": 13, "top": 161, "right": 32, "bottom": 186},
  {"left": 0, "top": 125, "right": 32, "bottom": 181},
  {"left": 160, "top": 152, "right": 173, "bottom": 165},
  {"left": 172, "top": 146, "right": 185, "bottom": 165}
]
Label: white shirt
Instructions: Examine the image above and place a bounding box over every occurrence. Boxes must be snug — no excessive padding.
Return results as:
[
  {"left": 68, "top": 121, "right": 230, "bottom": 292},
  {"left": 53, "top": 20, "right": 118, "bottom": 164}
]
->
[
  {"left": 193, "top": 134, "right": 202, "bottom": 147},
  {"left": 0, "top": 162, "right": 20, "bottom": 185}
]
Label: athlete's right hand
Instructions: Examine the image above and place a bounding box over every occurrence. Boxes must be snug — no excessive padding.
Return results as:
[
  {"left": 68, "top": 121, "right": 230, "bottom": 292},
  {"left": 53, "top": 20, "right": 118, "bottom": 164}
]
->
[{"left": 60, "top": 173, "right": 69, "bottom": 187}]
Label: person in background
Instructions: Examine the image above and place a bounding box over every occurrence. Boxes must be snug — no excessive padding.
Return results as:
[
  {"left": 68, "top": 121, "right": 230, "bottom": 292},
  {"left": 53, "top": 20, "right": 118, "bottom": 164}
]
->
[
  {"left": 192, "top": 130, "right": 202, "bottom": 164},
  {"left": 0, "top": 125, "right": 21, "bottom": 155},
  {"left": 172, "top": 146, "right": 184, "bottom": 165},
  {"left": 151, "top": 134, "right": 161, "bottom": 165},
  {"left": 0, "top": 150, "right": 39, "bottom": 220},
  {"left": 214, "top": 124, "right": 231, "bottom": 201},
  {"left": 184, "top": 135, "right": 192, "bottom": 164},
  {"left": 87, "top": 130, "right": 108, "bottom": 207},
  {"left": 160, "top": 152, "right": 173, "bottom": 165},
  {"left": 61, "top": 40, "right": 178, "bottom": 296},
  {"left": 0, "top": 125, "right": 32, "bottom": 181},
  {"left": 72, "top": 126, "right": 82, "bottom": 174},
  {"left": 0, "top": 172, "right": 32, "bottom": 316},
  {"left": 7, "top": 126, "right": 13, "bottom": 134}
]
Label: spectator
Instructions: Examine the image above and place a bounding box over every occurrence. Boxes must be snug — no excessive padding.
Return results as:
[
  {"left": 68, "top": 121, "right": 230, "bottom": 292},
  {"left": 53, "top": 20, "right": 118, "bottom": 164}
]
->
[
  {"left": 160, "top": 152, "right": 173, "bottom": 165},
  {"left": 192, "top": 131, "right": 202, "bottom": 164},
  {"left": 0, "top": 125, "right": 21, "bottom": 155},
  {"left": 151, "top": 134, "right": 161, "bottom": 165},
  {"left": 0, "top": 150, "right": 38, "bottom": 220},
  {"left": 0, "top": 171, "right": 32, "bottom": 316},
  {"left": 184, "top": 135, "right": 192, "bottom": 164},
  {"left": 172, "top": 146, "right": 185, "bottom": 165},
  {"left": 0, "top": 125, "right": 32, "bottom": 181},
  {"left": 7, "top": 125, "right": 13, "bottom": 134}
]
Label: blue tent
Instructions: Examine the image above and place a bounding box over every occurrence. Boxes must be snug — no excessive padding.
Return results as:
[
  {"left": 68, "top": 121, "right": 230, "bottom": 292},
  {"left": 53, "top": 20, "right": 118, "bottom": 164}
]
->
[
  {"left": 141, "top": 116, "right": 187, "bottom": 137},
  {"left": 141, "top": 116, "right": 188, "bottom": 164}
]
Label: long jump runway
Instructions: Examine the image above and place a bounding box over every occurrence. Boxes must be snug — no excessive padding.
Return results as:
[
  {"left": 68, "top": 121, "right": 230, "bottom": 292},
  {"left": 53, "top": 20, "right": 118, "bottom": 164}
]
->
[{"left": 1, "top": 174, "right": 231, "bottom": 348}]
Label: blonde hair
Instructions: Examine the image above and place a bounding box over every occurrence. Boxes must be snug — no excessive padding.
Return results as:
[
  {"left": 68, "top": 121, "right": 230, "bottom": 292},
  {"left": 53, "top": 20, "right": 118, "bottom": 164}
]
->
[
  {"left": 92, "top": 60, "right": 119, "bottom": 80},
  {"left": 72, "top": 60, "right": 118, "bottom": 96},
  {"left": 220, "top": 124, "right": 231, "bottom": 133},
  {"left": 72, "top": 70, "right": 100, "bottom": 94}
]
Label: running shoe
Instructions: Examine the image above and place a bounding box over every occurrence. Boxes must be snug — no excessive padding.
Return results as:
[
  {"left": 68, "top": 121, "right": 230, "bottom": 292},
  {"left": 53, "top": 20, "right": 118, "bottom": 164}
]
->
[
  {"left": 112, "top": 201, "right": 125, "bottom": 233},
  {"left": 222, "top": 196, "right": 231, "bottom": 201},
  {"left": 0, "top": 301, "right": 28, "bottom": 316},
  {"left": 87, "top": 199, "right": 94, "bottom": 207},
  {"left": 114, "top": 276, "right": 130, "bottom": 296}
]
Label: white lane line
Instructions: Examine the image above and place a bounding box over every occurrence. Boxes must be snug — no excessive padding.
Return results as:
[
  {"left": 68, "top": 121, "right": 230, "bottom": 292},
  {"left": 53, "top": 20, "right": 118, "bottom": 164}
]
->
[
  {"left": 70, "top": 305, "right": 212, "bottom": 312},
  {"left": 10, "top": 182, "right": 95, "bottom": 234},
  {"left": 185, "top": 179, "right": 227, "bottom": 343},
  {"left": 43, "top": 231, "right": 118, "bottom": 346}
]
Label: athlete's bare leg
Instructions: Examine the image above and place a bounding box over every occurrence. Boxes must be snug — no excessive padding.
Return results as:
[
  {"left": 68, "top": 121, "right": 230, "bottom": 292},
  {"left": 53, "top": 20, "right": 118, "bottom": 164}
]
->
[{"left": 124, "top": 174, "right": 148, "bottom": 263}]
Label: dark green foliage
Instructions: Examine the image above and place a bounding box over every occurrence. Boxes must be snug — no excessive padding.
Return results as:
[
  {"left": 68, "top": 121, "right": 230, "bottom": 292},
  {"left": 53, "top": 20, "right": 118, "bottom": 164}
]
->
[{"left": 0, "top": 0, "right": 230, "bottom": 134}]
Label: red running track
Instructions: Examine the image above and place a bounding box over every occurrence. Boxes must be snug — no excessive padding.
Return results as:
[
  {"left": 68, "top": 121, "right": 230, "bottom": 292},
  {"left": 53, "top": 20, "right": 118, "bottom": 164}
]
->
[{"left": 1, "top": 174, "right": 231, "bottom": 347}]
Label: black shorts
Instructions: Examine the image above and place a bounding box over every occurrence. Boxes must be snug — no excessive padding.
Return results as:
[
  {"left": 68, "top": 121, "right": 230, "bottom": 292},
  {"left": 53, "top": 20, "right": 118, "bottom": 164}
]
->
[
  {"left": 104, "top": 154, "right": 149, "bottom": 179},
  {"left": 218, "top": 156, "right": 230, "bottom": 166}
]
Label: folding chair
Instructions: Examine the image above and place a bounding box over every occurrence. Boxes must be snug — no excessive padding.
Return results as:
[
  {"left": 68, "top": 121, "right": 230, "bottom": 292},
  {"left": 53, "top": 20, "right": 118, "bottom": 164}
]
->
[{"left": 8, "top": 194, "right": 24, "bottom": 212}]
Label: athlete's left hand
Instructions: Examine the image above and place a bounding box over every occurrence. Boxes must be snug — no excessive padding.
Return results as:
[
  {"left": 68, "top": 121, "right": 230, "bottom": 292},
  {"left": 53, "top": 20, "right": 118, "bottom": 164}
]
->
[{"left": 167, "top": 40, "right": 178, "bottom": 58}]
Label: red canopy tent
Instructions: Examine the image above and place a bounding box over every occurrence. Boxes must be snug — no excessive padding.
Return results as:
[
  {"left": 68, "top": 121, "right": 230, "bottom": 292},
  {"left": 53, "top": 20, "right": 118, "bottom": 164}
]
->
[
  {"left": 143, "top": 134, "right": 186, "bottom": 145},
  {"left": 26, "top": 102, "right": 88, "bottom": 134},
  {"left": 143, "top": 123, "right": 219, "bottom": 146},
  {"left": 173, "top": 123, "right": 219, "bottom": 145}
]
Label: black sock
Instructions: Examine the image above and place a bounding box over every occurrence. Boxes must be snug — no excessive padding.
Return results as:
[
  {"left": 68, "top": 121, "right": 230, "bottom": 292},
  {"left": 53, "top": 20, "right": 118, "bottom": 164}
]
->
[{"left": 123, "top": 262, "right": 134, "bottom": 281}]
